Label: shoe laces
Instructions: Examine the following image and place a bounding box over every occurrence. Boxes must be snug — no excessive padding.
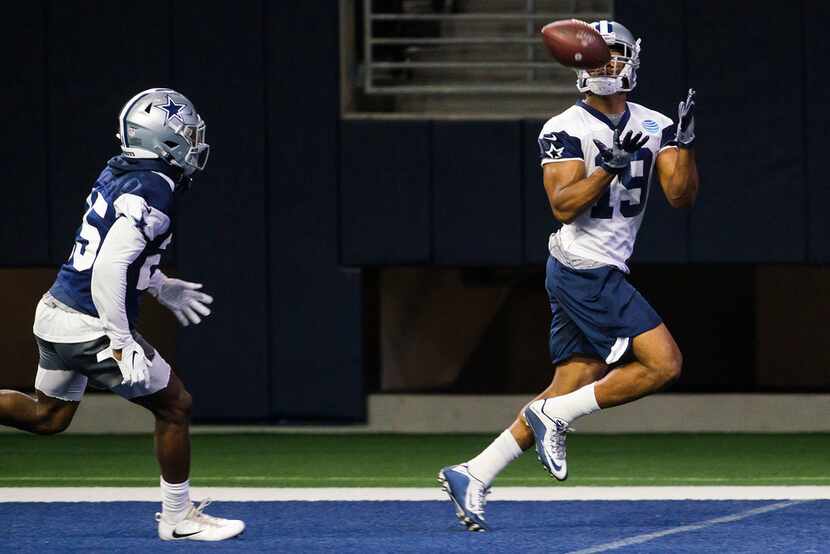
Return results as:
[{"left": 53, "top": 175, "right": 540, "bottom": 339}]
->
[
  {"left": 189, "top": 499, "right": 224, "bottom": 526},
  {"left": 548, "top": 419, "right": 570, "bottom": 459},
  {"left": 155, "top": 499, "right": 222, "bottom": 527},
  {"left": 469, "top": 484, "right": 491, "bottom": 517}
]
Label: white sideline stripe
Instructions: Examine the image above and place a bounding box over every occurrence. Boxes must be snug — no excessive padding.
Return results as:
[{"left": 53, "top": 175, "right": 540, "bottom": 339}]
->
[
  {"left": 2, "top": 475, "right": 830, "bottom": 483},
  {"left": 565, "top": 500, "right": 806, "bottom": 554},
  {"left": 1, "top": 486, "right": 830, "bottom": 503}
]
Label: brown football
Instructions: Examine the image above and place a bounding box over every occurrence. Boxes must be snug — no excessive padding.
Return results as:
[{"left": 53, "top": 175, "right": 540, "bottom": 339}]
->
[{"left": 541, "top": 19, "right": 610, "bottom": 69}]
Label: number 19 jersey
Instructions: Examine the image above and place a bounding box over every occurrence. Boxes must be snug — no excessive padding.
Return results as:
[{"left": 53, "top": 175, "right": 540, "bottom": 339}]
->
[{"left": 538, "top": 100, "right": 675, "bottom": 273}]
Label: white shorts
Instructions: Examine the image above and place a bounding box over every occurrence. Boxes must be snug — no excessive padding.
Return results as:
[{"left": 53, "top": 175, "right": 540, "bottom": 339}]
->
[{"left": 34, "top": 333, "right": 171, "bottom": 402}]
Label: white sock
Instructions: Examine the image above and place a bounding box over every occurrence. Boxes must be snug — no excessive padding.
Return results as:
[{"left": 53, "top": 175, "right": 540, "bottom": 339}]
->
[
  {"left": 465, "top": 429, "right": 523, "bottom": 487},
  {"left": 161, "top": 477, "right": 191, "bottom": 523},
  {"left": 541, "top": 382, "right": 601, "bottom": 424}
]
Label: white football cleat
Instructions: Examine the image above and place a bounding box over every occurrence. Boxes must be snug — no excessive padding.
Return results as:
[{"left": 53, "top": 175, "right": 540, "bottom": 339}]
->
[
  {"left": 156, "top": 499, "right": 245, "bottom": 541},
  {"left": 523, "top": 399, "right": 570, "bottom": 481},
  {"left": 437, "top": 464, "right": 490, "bottom": 532}
]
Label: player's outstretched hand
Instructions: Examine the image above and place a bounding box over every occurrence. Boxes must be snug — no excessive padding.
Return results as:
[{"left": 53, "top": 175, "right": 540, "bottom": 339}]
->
[
  {"left": 156, "top": 278, "right": 214, "bottom": 327},
  {"left": 593, "top": 129, "right": 648, "bottom": 174},
  {"left": 115, "top": 339, "right": 150, "bottom": 387},
  {"left": 675, "top": 88, "right": 695, "bottom": 148}
]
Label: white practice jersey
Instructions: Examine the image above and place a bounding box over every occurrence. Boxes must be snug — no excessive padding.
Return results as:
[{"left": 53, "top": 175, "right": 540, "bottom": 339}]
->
[{"left": 539, "top": 100, "right": 676, "bottom": 273}]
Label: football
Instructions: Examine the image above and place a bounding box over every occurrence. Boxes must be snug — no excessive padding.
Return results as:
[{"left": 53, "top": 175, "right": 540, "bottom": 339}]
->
[{"left": 541, "top": 19, "right": 610, "bottom": 69}]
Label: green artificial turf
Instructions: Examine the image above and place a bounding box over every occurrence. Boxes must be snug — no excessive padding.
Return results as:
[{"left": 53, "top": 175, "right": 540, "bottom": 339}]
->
[{"left": 0, "top": 433, "right": 827, "bottom": 487}]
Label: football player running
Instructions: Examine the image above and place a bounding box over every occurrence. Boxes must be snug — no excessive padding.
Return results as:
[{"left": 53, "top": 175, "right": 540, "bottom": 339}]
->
[
  {"left": 0, "top": 89, "right": 244, "bottom": 541},
  {"left": 439, "top": 21, "right": 699, "bottom": 531}
]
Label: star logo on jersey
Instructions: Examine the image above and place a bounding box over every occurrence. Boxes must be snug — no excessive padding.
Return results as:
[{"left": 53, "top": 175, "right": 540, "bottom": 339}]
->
[
  {"left": 546, "top": 142, "right": 565, "bottom": 158},
  {"left": 154, "top": 95, "right": 187, "bottom": 124}
]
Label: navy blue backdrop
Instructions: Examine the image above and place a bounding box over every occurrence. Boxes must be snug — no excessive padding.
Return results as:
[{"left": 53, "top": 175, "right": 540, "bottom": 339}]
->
[
  {"left": 341, "top": 0, "right": 830, "bottom": 265},
  {"left": 0, "top": 0, "right": 362, "bottom": 421},
  {"left": 0, "top": 1, "right": 827, "bottom": 420}
]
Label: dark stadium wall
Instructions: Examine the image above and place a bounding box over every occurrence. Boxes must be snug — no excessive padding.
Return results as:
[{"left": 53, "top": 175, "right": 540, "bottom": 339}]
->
[
  {"left": 340, "top": 1, "right": 830, "bottom": 265},
  {"left": 2, "top": 1, "right": 830, "bottom": 417},
  {"left": 265, "top": 2, "right": 364, "bottom": 422},
  {"left": 0, "top": 0, "right": 364, "bottom": 422}
]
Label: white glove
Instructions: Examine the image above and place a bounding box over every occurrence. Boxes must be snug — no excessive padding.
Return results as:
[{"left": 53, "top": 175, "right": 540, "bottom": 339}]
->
[
  {"left": 116, "top": 339, "right": 150, "bottom": 387},
  {"left": 154, "top": 277, "right": 214, "bottom": 327}
]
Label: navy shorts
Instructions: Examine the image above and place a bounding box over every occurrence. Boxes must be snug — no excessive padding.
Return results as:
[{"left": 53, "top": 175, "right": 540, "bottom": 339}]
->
[{"left": 545, "top": 255, "right": 662, "bottom": 366}]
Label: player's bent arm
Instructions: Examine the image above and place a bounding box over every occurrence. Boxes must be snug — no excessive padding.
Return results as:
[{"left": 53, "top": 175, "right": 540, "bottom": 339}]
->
[
  {"left": 91, "top": 216, "right": 148, "bottom": 355},
  {"left": 656, "top": 146, "right": 699, "bottom": 208},
  {"left": 543, "top": 160, "right": 615, "bottom": 224}
]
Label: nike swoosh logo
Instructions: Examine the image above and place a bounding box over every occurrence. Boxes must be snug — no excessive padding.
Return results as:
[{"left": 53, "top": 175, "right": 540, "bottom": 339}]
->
[
  {"left": 551, "top": 458, "right": 563, "bottom": 472},
  {"left": 172, "top": 529, "right": 203, "bottom": 538},
  {"left": 131, "top": 351, "right": 137, "bottom": 366}
]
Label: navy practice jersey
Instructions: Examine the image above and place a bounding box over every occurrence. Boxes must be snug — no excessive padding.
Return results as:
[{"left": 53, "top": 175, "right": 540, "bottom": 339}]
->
[{"left": 49, "top": 156, "right": 179, "bottom": 327}]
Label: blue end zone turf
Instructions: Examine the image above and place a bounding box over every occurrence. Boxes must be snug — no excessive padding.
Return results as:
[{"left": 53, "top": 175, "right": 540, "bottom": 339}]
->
[{"left": 1, "top": 500, "right": 828, "bottom": 552}]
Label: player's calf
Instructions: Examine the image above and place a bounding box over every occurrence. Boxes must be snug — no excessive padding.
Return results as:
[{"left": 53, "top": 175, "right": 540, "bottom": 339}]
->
[
  {"left": 131, "top": 373, "right": 193, "bottom": 484},
  {"left": 0, "top": 390, "right": 77, "bottom": 435}
]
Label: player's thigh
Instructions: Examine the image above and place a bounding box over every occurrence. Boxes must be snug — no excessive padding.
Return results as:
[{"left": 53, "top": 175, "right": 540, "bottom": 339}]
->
[
  {"left": 34, "top": 336, "right": 88, "bottom": 404},
  {"left": 631, "top": 323, "right": 683, "bottom": 376},
  {"left": 34, "top": 389, "right": 80, "bottom": 424},
  {"left": 548, "top": 255, "right": 669, "bottom": 367},
  {"left": 56, "top": 333, "right": 173, "bottom": 401},
  {"left": 546, "top": 259, "right": 603, "bottom": 367},
  {"left": 550, "top": 355, "right": 608, "bottom": 394}
]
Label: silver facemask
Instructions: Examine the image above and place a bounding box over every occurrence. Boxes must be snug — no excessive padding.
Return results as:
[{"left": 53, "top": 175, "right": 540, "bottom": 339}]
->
[
  {"left": 116, "top": 88, "right": 210, "bottom": 176},
  {"left": 576, "top": 21, "right": 641, "bottom": 96}
]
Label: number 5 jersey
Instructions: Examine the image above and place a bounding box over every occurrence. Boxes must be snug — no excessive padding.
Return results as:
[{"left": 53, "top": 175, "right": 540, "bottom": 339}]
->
[{"left": 538, "top": 100, "right": 676, "bottom": 273}]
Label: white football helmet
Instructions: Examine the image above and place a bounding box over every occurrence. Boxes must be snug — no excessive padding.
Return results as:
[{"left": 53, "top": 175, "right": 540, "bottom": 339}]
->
[{"left": 576, "top": 21, "right": 641, "bottom": 96}]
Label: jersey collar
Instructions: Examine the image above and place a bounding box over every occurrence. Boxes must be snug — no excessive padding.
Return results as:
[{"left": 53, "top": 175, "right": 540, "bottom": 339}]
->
[
  {"left": 576, "top": 99, "right": 631, "bottom": 131},
  {"left": 108, "top": 155, "right": 184, "bottom": 183}
]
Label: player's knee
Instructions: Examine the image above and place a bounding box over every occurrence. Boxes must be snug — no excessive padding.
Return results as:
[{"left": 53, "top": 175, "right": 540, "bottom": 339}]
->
[
  {"left": 581, "top": 361, "right": 607, "bottom": 384},
  {"left": 660, "top": 347, "right": 683, "bottom": 385},
  {"left": 32, "top": 409, "right": 73, "bottom": 435},
  {"left": 178, "top": 389, "right": 193, "bottom": 420},
  {"left": 160, "top": 389, "right": 192, "bottom": 425}
]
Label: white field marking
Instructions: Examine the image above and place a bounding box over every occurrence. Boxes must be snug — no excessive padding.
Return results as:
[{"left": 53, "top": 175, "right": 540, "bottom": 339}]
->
[
  {"left": 1, "top": 487, "right": 829, "bottom": 503},
  {"left": 2, "top": 475, "right": 830, "bottom": 483},
  {"left": 565, "top": 500, "right": 807, "bottom": 554}
]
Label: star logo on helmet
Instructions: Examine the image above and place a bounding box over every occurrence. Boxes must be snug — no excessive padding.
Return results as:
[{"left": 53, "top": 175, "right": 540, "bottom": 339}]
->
[{"left": 154, "top": 95, "right": 187, "bottom": 124}]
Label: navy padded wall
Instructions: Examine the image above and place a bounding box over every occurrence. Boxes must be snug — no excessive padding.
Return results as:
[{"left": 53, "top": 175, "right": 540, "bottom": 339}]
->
[
  {"left": 47, "top": 0, "right": 170, "bottom": 266},
  {"left": 685, "top": 1, "right": 805, "bottom": 262},
  {"left": 804, "top": 1, "right": 830, "bottom": 262},
  {"left": 0, "top": 1, "right": 49, "bottom": 265},
  {"left": 172, "top": 0, "right": 270, "bottom": 419},
  {"left": 267, "top": 2, "right": 364, "bottom": 420},
  {"left": 340, "top": 120, "right": 431, "bottom": 265},
  {"left": 432, "top": 121, "right": 523, "bottom": 265}
]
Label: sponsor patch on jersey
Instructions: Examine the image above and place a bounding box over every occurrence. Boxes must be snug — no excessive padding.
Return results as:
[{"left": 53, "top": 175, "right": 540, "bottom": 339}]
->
[{"left": 641, "top": 120, "right": 660, "bottom": 134}]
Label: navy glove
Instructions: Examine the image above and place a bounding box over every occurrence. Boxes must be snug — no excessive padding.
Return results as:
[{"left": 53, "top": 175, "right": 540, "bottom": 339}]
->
[{"left": 593, "top": 129, "right": 648, "bottom": 174}]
